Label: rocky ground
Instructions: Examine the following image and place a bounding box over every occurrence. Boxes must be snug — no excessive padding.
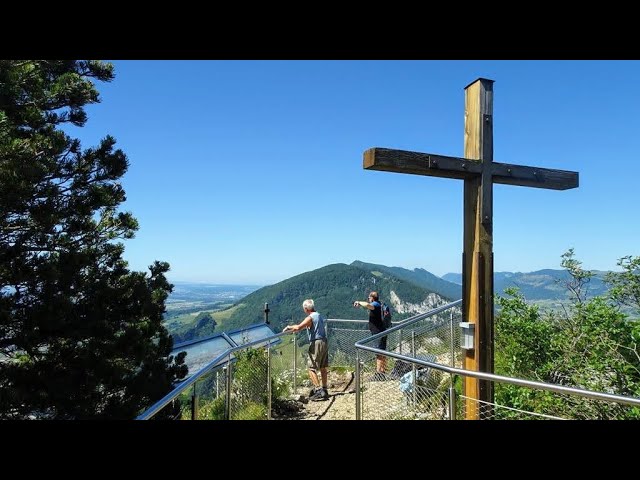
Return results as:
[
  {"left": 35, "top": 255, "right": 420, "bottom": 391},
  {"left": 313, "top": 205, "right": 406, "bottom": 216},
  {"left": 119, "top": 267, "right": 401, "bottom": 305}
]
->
[
  {"left": 272, "top": 369, "right": 358, "bottom": 420},
  {"left": 272, "top": 354, "right": 454, "bottom": 421}
]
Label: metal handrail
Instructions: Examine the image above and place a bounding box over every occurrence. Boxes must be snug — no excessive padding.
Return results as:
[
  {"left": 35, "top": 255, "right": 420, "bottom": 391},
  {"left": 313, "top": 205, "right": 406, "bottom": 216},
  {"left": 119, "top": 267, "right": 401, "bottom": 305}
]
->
[
  {"left": 327, "top": 319, "right": 370, "bottom": 324},
  {"left": 356, "top": 333, "right": 640, "bottom": 409},
  {"left": 140, "top": 311, "right": 401, "bottom": 420},
  {"left": 137, "top": 329, "right": 292, "bottom": 420},
  {"left": 327, "top": 318, "right": 413, "bottom": 325},
  {"left": 357, "top": 299, "right": 463, "bottom": 345},
  {"left": 354, "top": 299, "right": 461, "bottom": 419}
]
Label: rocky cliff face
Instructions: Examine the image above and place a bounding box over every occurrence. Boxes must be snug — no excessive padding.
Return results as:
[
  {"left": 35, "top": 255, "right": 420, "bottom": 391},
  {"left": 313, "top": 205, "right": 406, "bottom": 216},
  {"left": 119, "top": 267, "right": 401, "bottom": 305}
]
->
[{"left": 389, "top": 291, "right": 448, "bottom": 315}]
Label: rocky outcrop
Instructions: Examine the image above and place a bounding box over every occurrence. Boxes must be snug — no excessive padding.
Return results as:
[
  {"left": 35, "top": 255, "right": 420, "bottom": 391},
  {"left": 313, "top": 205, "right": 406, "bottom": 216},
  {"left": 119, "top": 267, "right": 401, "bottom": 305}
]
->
[{"left": 389, "top": 291, "right": 447, "bottom": 315}]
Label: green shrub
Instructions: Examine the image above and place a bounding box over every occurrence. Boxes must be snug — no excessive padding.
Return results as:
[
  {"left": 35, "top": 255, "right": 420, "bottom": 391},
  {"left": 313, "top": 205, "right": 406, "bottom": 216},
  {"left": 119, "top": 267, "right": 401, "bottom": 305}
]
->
[{"left": 232, "top": 401, "right": 266, "bottom": 420}]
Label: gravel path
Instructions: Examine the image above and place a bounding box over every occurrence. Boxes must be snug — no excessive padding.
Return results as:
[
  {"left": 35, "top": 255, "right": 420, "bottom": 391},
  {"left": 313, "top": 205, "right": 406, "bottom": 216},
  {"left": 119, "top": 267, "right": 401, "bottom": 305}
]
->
[
  {"left": 271, "top": 360, "right": 451, "bottom": 421},
  {"left": 272, "top": 370, "right": 358, "bottom": 420}
]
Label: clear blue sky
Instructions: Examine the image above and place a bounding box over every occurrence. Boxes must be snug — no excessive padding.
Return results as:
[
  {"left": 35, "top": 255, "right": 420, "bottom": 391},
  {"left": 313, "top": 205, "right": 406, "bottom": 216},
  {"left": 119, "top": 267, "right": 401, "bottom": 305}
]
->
[{"left": 72, "top": 60, "right": 640, "bottom": 285}]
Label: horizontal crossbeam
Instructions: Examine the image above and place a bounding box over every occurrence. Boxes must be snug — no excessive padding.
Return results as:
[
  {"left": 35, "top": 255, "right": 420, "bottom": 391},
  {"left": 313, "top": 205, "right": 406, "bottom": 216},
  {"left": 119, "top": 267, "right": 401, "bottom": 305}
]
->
[{"left": 363, "top": 148, "right": 579, "bottom": 190}]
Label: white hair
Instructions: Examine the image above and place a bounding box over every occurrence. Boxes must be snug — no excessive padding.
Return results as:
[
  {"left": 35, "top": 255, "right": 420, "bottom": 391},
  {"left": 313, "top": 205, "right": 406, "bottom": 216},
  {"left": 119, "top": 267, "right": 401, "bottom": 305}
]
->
[{"left": 302, "top": 299, "right": 315, "bottom": 311}]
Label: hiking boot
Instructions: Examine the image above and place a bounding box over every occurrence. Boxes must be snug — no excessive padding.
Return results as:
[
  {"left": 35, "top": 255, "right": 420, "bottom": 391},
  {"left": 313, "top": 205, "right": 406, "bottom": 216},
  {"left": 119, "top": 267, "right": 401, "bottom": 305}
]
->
[
  {"left": 310, "top": 388, "right": 329, "bottom": 402},
  {"left": 308, "top": 387, "right": 320, "bottom": 397}
]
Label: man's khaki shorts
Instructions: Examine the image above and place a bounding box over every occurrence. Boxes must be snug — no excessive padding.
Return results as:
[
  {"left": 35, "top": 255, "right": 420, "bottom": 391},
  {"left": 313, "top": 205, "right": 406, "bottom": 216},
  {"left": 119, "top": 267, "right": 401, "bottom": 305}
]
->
[{"left": 307, "top": 339, "right": 328, "bottom": 370}]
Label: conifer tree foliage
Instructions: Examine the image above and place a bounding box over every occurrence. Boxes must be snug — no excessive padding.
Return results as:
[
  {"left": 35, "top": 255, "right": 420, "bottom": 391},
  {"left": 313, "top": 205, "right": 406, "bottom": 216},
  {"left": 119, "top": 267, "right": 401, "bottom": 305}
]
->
[{"left": 0, "top": 60, "right": 187, "bottom": 419}]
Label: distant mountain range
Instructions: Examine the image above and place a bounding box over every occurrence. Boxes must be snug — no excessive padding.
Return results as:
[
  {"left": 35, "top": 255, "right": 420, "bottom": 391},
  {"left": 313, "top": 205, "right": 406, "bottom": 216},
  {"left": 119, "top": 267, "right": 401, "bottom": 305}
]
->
[
  {"left": 442, "top": 269, "right": 609, "bottom": 300},
  {"left": 169, "top": 263, "right": 615, "bottom": 342}
]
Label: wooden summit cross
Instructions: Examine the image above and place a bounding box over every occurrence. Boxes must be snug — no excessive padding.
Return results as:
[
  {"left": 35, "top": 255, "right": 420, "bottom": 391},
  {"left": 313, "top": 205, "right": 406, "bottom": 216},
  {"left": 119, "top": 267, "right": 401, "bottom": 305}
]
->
[{"left": 363, "top": 78, "right": 578, "bottom": 420}]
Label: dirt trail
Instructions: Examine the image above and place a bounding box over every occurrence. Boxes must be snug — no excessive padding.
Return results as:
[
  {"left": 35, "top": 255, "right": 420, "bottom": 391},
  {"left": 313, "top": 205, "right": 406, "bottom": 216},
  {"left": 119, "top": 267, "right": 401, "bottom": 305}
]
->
[{"left": 272, "top": 370, "right": 358, "bottom": 420}]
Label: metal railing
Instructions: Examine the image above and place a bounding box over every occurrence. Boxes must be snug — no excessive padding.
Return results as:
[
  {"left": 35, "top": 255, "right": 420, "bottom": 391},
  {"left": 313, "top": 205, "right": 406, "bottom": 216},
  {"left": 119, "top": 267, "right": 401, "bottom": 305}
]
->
[
  {"left": 138, "top": 329, "right": 305, "bottom": 420},
  {"left": 141, "top": 313, "right": 424, "bottom": 419},
  {"left": 140, "top": 302, "right": 463, "bottom": 420},
  {"left": 326, "top": 315, "right": 442, "bottom": 368},
  {"left": 142, "top": 297, "right": 640, "bottom": 420},
  {"left": 354, "top": 300, "right": 462, "bottom": 419},
  {"left": 327, "top": 319, "right": 382, "bottom": 368},
  {"left": 354, "top": 299, "right": 640, "bottom": 420}
]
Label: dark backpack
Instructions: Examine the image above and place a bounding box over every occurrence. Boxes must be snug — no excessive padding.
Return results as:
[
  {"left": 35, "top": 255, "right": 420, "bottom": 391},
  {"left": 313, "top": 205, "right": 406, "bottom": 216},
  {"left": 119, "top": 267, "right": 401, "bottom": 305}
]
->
[{"left": 381, "top": 302, "right": 392, "bottom": 328}]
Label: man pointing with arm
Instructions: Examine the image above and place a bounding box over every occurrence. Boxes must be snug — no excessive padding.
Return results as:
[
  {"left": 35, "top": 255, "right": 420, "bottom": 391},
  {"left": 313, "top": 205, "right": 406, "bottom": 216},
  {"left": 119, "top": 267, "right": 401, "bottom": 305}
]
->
[{"left": 354, "top": 291, "right": 387, "bottom": 380}]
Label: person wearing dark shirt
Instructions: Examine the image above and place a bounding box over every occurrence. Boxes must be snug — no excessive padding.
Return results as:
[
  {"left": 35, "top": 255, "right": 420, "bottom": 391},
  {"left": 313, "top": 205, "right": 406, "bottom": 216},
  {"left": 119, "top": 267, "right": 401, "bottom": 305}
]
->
[{"left": 353, "top": 291, "right": 387, "bottom": 380}]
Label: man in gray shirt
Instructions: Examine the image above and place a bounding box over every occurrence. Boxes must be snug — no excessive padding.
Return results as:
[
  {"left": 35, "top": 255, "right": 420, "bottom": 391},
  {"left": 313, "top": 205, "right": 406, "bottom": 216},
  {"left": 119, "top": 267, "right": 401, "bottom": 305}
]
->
[{"left": 283, "top": 298, "right": 329, "bottom": 401}]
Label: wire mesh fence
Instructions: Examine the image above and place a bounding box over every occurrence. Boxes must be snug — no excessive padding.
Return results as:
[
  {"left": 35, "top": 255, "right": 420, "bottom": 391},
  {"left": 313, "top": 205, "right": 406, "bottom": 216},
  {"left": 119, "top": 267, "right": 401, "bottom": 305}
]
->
[
  {"left": 228, "top": 348, "right": 269, "bottom": 420},
  {"left": 457, "top": 395, "right": 564, "bottom": 420},
  {"left": 326, "top": 320, "right": 371, "bottom": 368},
  {"left": 144, "top": 300, "right": 640, "bottom": 421},
  {"left": 357, "top": 303, "right": 462, "bottom": 420},
  {"left": 166, "top": 335, "right": 307, "bottom": 420},
  {"left": 354, "top": 298, "right": 640, "bottom": 420},
  {"left": 193, "top": 365, "right": 227, "bottom": 420},
  {"left": 269, "top": 335, "right": 302, "bottom": 398},
  {"left": 457, "top": 384, "right": 640, "bottom": 420}
]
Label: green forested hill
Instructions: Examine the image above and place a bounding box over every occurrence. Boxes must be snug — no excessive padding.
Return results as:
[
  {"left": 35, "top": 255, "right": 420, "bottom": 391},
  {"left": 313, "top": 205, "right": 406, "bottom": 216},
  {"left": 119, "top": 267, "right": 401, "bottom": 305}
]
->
[
  {"left": 351, "top": 260, "right": 461, "bottom": 300},
  {"left": 208, "top": 262, "right": 450, "bottom": 334}
]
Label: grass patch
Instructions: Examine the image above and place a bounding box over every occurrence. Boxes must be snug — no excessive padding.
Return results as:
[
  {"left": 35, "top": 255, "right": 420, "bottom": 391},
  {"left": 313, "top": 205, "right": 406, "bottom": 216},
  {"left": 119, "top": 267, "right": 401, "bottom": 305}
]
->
[{"left": 213, "top": 304, "right": 245, "bottom": 325}]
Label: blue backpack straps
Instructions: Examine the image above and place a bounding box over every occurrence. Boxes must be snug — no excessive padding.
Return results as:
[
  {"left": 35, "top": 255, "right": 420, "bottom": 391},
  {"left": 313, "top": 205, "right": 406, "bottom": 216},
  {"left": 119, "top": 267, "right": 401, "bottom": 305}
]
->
[{"left": 382, "top": 302, "right": 391, "bottom": 328}]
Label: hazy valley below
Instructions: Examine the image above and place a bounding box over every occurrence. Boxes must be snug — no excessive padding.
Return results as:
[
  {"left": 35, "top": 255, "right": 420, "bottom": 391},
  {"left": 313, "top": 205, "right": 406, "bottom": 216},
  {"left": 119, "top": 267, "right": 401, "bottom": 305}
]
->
[{"left": 166, "top": 282, "right": 261, "bottom": 312}]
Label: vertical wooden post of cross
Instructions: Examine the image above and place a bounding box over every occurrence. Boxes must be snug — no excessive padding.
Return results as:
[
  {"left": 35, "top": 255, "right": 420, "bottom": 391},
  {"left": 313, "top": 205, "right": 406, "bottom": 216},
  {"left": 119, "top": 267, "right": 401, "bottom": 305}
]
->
[
  {"left": 462, "top": 78, "right": 494, "bottom": 420},
  {"left": 362, "top": 77, "right": 578, "bottom": 420}
]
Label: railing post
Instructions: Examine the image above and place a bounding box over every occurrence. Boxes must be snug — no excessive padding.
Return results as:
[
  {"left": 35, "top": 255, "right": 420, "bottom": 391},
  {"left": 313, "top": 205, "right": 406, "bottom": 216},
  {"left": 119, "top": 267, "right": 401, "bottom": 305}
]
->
[
  {"left": 293, "top": 332, "right": 297, "bottom": 395},
  {"left": 267, "top": 344, "right": 272, "bottom": 420},
  {"left": 449, "top": 374, "right": 457, "bottom": 420},
  {"left": 411, "top": 330, "right": 417, "bottom": 408},
  {"left": 449, "top": 308, "right": 457, "bottom": 420},
  {"left": 216, "top": 370, "right": 219, "bottom": 398},
  {"left": 225, "top": 353, "right": 232, "bottom": 420},
  {"left": 450, "top": 308, "right": 455, "bottom": 369},
  {"left": 191, "top": 382, "right": 198, "bottom": 420},
  {"left": 355, "top": 351, "right": 361, "bottom": 420}
]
